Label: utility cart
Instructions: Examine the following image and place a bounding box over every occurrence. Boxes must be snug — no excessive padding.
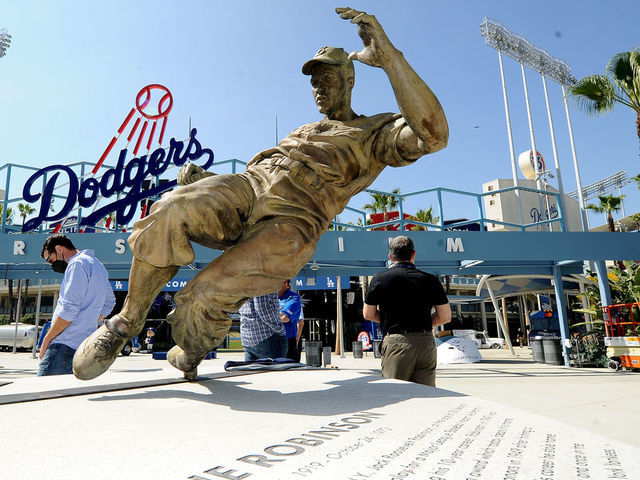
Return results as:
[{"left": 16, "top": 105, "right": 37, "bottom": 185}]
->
[{"left": 602, "top": 302, "right": 640, "bottom": 372}]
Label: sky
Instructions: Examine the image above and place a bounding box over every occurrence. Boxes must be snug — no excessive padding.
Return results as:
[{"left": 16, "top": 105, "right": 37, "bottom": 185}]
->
[{"left": 1, "top": 0, "right": 639, "bottom": 230}]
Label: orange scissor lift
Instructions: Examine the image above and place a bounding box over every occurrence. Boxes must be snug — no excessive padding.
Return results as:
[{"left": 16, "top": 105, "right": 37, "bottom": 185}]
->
[{"left": 602, "top": 303, "right": 640, "bottom": 371}]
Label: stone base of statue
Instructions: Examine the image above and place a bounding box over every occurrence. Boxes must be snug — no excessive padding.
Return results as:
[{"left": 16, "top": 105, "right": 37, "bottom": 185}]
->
[{"left": 2, "top": 356, "right": 639, "bottom": 480}]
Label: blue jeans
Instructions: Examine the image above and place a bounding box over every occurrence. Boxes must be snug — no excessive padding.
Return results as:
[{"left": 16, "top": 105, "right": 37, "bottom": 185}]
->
[
  {"left": 244, "top": 334, "right": 288, "bottom": 361},
  {"left": 38, "top": 343, "right": 76, "bottom": 376}
]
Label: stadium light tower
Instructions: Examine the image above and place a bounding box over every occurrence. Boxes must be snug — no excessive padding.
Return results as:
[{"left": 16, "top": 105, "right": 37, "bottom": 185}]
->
[
  {"left": 481, "top": 18, "right": 589, "bottom": 231},
  {"left": 0, "top": 28, "right": 12, "bottom": 58}
]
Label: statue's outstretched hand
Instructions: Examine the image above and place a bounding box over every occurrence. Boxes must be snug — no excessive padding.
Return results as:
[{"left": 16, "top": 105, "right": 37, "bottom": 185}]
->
[
  {"left": 177, "top": 163, "right": 214, "bottom": 186},
  {"left": 336, "top": 7, "right": 398, "bottom": 69}
]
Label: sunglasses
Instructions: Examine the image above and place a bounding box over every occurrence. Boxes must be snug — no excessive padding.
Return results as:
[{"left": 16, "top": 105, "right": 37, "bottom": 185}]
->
[{"left": 45, "top": 251, "right": 56, "bottom": 264}]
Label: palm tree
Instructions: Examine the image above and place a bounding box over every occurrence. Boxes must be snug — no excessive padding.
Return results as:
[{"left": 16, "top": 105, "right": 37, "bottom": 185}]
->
[
  {"left": 627, "top": 174, "right": 640, "bottom": 231},
  {"left": 17, "top": 203, "right": 35, "bottom": 228},
  {"left": 410, "top": 206, "right": 440, "bottom": 231},
  {"left": 327, "top": 216, "right": 345, "bottom": 231},
  {"left": 569, "top": 48, "right": 640, "bottom": 151},
  {"left": 362, "top": 188, "right": 401, "bottom": 230},
  {"left": 586, "top": 194, "right": 624, "bottom": 232},
  {"left": 0, "top": 204, "right": 14, "bottom": 225},
  {"left": 362, "top": 193, "right": 386, "bottom": 213},
  {"left": 629, "top": 213, "right": 640, "bottom": 232}
]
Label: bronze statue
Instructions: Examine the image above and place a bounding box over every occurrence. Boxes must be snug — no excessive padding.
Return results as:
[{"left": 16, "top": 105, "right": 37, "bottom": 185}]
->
[{"left": 73, "top": 6, "right": 449, "bottom": 380}]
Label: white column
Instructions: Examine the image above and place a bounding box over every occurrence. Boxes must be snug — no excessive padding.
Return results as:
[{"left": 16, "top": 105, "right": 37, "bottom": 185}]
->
[
  {"left": 31, "top": 280, "right": 43, "bottom": 358},
  {"left": 480, "top": 302, "right": 488, "bottom": 332},
  {"left": 486, "top": 281, "right": 516, "bottom": 355},
  {"left": 499, "top": 51, "right": 523, "bottom": 225},
  {"left": 542, "top": 75, "right": 566, "bottom": 231},
  {"left": 12, "top": 280, "right": 23, "bottom": 354},
  {"left": 618, "top": 185, "right": 626, "bottom": 218},
  {"left": 561, "top": 84, "right": 589, "bottom": 231},
  {"left": 337, "top": 276, "right": 345, "bottom": 358},
  {"left": 521, "top": 63, "right": 547, "bottom": 230}
]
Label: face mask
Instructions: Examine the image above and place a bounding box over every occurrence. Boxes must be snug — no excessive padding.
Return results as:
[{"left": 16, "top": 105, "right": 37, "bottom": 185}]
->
[
  {"left": 51, "top": 259, "right": 68, "bottom": 274},
  {"left": 49, "top": 250, "right": 68, "bottom": 274}
]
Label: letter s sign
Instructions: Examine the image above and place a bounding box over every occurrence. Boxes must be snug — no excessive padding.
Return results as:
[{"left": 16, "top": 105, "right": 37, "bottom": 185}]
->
[{"left": 115, "top": 238, "right": 126, "bottom": 254}]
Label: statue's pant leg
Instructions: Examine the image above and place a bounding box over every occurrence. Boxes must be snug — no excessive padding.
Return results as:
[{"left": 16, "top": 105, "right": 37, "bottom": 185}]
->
[
  {"left": 167, "top": 219, "right": 316, "bottom": 368},
  {"left": 75, "top": 174, "right": 255, "bottom": 380},
  {"left": 113, "top": 173, "right": 254, "bottom": 339},
  {"left": 108, "top": 259, "right": 179, "bottom": 338}
]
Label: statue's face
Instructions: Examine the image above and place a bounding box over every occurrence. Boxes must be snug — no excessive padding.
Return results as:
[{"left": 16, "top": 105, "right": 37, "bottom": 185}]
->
[{"left": 310, "top": 64, "right": 350, "bottom": 118}]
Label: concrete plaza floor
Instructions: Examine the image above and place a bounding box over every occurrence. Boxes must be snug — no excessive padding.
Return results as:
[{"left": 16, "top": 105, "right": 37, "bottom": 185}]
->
[{"left": 1, "top": 346, "right": 639, "bottom": 448}]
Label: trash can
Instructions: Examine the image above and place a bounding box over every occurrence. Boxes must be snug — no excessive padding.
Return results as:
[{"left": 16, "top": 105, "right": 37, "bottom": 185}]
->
[
  {"left": 322, "top": 347, "right": 332, "bottom": 366},
  {"left": 305, "top": 341, "right": 322, "bottom": 367},
  {"left": 373, "top": 339, "right": 382, "bottom": 359},
  {"left": 352, "top": 341, "right": 363, "bottom": 358},
  {"left": 531, "top": 336, "right": 545, "bottom": 363},
  {"left": 542, "top": 337, "right": 563, "bottom": 365}
]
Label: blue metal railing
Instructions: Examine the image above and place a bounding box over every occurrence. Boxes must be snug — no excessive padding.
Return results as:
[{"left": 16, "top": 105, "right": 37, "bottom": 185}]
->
[
  {"left": 0, "top": 158, "right": 248, "bottom": 234},
  {"left": 335, "top": 184, "right": 566, "bottom": 232},
  {"left": 1, "top": 158, "right": 563, "bottom": 235}
]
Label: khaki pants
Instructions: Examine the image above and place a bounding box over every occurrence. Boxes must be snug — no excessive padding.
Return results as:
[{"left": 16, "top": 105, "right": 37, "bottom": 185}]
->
[{"left": 380, "top": 331, "right": 437, "bottom": 387}]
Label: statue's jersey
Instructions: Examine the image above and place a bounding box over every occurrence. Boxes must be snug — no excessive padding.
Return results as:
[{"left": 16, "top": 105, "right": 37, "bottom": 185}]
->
[
  {"left": 245, "top": 112, "right": 414, "bottom": 236},
  {"left": 129, "top": 112, "right": 417, "bottom": 268}
]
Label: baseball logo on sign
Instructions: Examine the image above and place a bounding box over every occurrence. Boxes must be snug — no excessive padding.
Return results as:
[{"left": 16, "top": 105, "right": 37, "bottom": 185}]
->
[{"left": 94, "top": 84, "right": 174, "bottom": 174}]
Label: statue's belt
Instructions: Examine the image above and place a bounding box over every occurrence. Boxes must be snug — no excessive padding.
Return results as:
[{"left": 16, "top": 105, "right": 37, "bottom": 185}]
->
[{"left": 256, "top": 156, "right": 325, "bottom": 191}]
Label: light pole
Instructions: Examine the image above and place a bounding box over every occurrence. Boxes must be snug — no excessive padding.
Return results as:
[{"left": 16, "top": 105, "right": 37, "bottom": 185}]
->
[
  {"left": 0, "top": 28, "right": 12, "bottom": 58},
  {"left": 480, "top": 18, "right": 588, "bottom": 231}
]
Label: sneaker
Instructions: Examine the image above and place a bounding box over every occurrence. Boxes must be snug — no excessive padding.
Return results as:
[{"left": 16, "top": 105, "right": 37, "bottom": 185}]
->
[{"left": 73, "top": 324, "right": 128, "bottom": 380}]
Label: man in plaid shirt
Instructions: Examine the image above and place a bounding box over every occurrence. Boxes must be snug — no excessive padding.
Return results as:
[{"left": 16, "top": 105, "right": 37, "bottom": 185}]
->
[{"left": 240, "top": 292, "right": 288, "bottom": 361}]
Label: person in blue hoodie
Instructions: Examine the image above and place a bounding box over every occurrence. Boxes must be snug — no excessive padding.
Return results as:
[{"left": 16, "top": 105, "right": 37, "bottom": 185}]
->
[
  {"left": 38, "top": 234, "right": 115, "bottom": 376},
  {"left": 279, "top": 279, "right": 303, "bottom": 362}
]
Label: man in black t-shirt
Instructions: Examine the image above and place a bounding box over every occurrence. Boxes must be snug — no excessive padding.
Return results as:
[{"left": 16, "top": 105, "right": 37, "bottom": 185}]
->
[{"left": 363, "top": 236, "right": 451, "bottom": 386}]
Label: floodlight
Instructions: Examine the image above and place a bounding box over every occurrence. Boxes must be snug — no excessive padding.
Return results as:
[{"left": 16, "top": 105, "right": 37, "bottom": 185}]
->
[
  {"left": 0, "top": 29, "right": 12, "bottom": 58},
  {"left": 481, "top": 18, "right": 575, "bottom": 86},
  {"left": 567, "top": 171, "right": 629, "bottom": 202}
]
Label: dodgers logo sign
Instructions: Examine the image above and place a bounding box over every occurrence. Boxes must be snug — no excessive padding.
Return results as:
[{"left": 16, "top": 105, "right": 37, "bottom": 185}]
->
[{"left": 21, "top": 84, "right": 214, "bottom": 232}]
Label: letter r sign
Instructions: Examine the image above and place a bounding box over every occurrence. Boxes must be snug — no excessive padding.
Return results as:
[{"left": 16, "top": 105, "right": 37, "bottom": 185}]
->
[{"left": 13, "top": 240, "right": 26, "bottom": 256}]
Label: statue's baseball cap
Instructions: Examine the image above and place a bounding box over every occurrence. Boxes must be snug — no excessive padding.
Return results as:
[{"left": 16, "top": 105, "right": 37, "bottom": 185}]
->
[{"left": 302, "top": 46, "right": 353, "bottom": 75}]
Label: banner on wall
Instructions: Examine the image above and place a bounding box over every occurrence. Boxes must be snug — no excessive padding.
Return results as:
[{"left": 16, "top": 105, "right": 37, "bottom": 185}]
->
[
  {"left": 293, "top": 276, "right": 348, "bottom": 290},
  {"left": 111, "top": 278, "right": 190, "bottom": 292}
]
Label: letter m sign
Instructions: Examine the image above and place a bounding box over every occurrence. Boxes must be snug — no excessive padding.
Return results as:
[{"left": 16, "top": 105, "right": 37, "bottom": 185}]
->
[{"left": 446, "top": 237, "right": 464, "bottom": 253}]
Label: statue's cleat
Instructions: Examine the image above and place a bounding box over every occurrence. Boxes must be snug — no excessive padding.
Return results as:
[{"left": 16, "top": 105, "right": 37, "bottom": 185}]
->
[
  {"left": 183, "top": 367, "right": 198, "bottom": 381},
  {"left": 167, "top": 345, "right": 204, "bottom": 380},
  {"left": 73, "top": 324, "right": 128, "bottom": 380}
]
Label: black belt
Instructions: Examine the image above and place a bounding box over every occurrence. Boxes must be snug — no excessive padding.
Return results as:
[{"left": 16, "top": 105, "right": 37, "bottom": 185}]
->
[{"left": 386, "top": 328, "right": 430, "bottom": 335}]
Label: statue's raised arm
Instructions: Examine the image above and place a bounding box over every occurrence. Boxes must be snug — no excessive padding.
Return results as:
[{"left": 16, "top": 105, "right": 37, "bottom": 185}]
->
[{"left": 336, "top": 7, "right": 449, "bottom": 159}]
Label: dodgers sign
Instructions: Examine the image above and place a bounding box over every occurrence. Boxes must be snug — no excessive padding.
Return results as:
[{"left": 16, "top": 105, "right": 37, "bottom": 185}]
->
[{"left": 21, "top": 84, "right": 214, "bottom": 232}]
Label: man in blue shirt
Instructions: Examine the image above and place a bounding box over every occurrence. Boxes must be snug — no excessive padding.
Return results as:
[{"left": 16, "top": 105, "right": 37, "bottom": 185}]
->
[
  {"left": 38, "top": 235, "right": 115, "bottom": 376},
  {"left": 240, "top": 292, "right": 287, "bottom": 361},
  {"left": 279, "top": 279, "right": 303, "bottom": 362}
]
